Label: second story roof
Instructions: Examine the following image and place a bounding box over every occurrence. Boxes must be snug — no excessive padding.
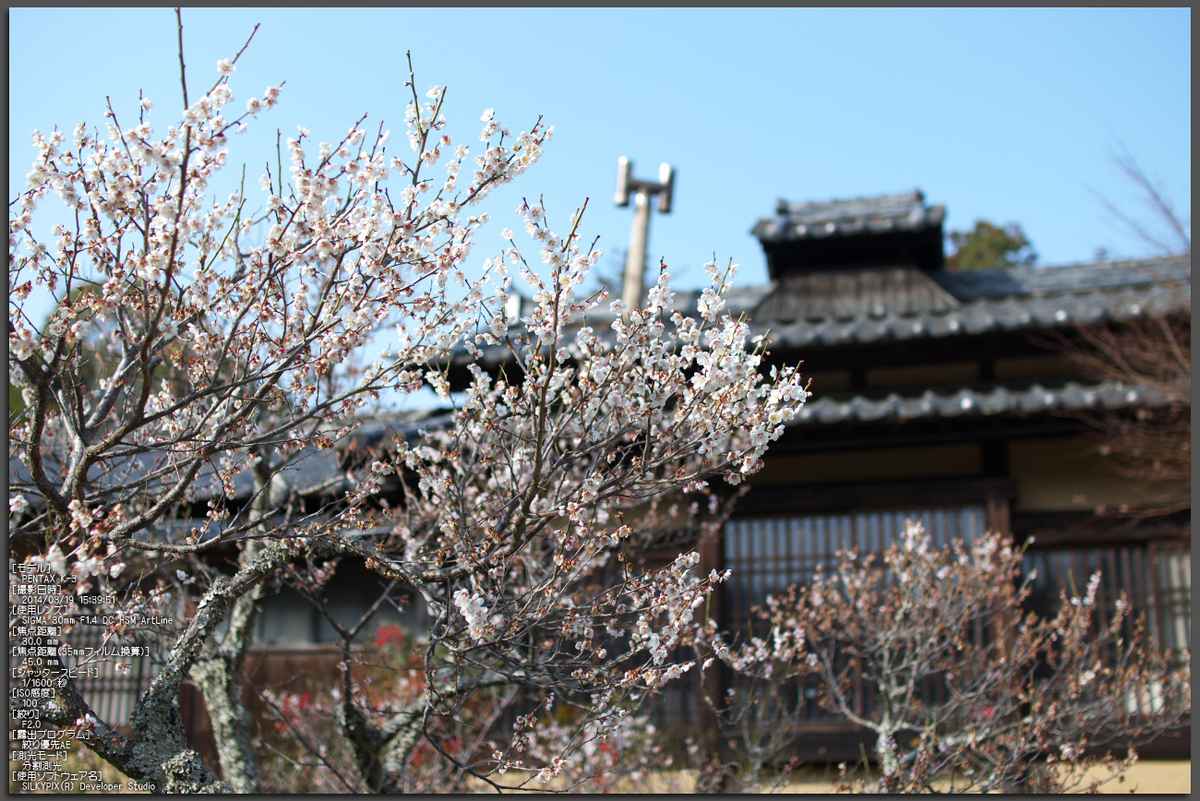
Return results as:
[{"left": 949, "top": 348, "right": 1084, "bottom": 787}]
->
[
  {"left": 753, "top": 190, "right": 946, "bottom": 243},
  {"left": 752, "top": 190, "right": 948, "bottom": 277}
]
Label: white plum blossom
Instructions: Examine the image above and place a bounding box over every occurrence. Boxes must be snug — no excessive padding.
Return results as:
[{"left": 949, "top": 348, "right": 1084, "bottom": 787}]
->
[
  {"left": 45, "top": 544, "right": 67, "bottom": 577},
  {"left": 453, "top": 588, "right": 491, "bottom": 642}
]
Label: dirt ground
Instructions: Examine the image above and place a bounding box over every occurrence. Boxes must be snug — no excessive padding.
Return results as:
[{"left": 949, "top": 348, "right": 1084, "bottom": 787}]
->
[
  {"left": 773, "top": 760, "right": 1191, "bottom": 794},
  {"left": 13, "top": 748, "right": 1190, "bottom": 793},
  {"left": 1089, "top": 761, "right": 1191, "bottom": 794}
]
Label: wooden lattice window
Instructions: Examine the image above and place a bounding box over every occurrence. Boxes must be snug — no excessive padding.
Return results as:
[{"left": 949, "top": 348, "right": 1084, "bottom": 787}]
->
[
  {"left": 724, "top": 506, "right": 988, "bottom": 633},
  {"left": 722, "top": 506, "right": 989, "bottom": 725},
  {"left": 1022, "top": 541, "right": 1191, "bottom": 666},
  {"left": 56, "top": 622, "right": 161, "bottom": 728}
]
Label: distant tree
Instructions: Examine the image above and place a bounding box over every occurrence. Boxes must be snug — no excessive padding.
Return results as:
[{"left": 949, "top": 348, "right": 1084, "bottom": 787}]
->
[
  {"left": 8, "top": 281, "right": 194, "bottom": 434},
  {"left": 9, "top": 285, "right": 100, "bottom": 426},
  {"left": 1092, "top": 144, "right": 1190, "bottom": 259},
  {"left": 1052, "top": 147, "right": 1190, "bottom": 517},
  {"left": 1054, "top": 313, "right": 1190, "bottom": 517},
  {"left": 8, "top": 384, "right": 23, "bottom": 422},
  {"left": 946, "top": 220, "right": 1037, "bottom": 271}
]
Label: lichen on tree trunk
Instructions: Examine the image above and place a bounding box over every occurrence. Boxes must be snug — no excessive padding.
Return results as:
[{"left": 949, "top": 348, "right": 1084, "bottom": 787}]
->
[
  {"left": 339, "top": 697, "right": 426, "bottom": 793},
  {"left": 190, "top": 576, "right": 265, "bottom": 794}
]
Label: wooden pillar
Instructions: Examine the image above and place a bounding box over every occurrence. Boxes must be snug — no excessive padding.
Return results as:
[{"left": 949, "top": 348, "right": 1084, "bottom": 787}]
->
[
  {"left": 985, "top": 492, "right": 1011, "bottom": 538},
  {"left": 982, "top": 437, "right": 1010, "bottom": 479}
]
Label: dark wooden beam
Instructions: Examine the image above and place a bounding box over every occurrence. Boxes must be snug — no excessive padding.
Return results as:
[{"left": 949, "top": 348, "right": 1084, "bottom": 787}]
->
[
  {"left": 735, "top": 477, "right": 1018, "bottom": 516},
  {"left": 767, "top": 415, "right": 1089, "bottom": 455},
  {"left": 1011, "top": 509, "right": 1191, "bottom": 548}
]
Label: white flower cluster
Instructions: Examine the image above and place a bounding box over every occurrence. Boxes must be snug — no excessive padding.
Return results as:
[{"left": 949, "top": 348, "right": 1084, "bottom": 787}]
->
[{"left": 452, "top": 588, "right": 492, "bottom": 643}]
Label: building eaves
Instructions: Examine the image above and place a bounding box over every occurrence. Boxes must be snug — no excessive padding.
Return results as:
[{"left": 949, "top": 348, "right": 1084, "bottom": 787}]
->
[
  {"left": 760, "top": 276, "right": 1188, "bottom": 349},
  {"left": 792, "top": 380, "right": 1177, "bottom": 427}
]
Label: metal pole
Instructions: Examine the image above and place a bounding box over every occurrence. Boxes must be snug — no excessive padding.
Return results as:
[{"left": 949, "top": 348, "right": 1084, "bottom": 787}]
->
[{"left": 623, "top": 192, "right": 652, "bottom": 309}]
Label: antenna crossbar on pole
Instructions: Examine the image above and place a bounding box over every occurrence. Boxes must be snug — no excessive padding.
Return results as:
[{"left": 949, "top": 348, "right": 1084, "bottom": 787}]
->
[{"left": 614, "top": 157, "right": 674, "bottom": 309}]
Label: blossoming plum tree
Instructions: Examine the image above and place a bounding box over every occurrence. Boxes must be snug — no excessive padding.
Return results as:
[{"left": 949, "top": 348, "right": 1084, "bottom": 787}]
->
[
  {"left": 8, "top": 14, "right": 808, "bottom": 793},
  {"left": 711, "top": 522, "right": 1190, "bottom": 793}
]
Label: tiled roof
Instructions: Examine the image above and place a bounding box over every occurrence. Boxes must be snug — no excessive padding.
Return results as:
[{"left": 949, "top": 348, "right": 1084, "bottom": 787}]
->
[
  {"left": 7, "top": 408, "right": 453, "bottom": 508},
  {"left": 343, "top": 409, "right": 455, "bottom": 449},
  {"left": 6, "top": 447, "right": 347, "bottom": 509},
  {"left": 752, "top": 190, "right": 946, "bottom": 243},
  {"left": 489, "top": 257, "right": 1189, "bottom": 355},
  {"left": 793, "top": 380, "right": 1180, "bottom": 427},
  {"left": 760, "top": 274, "right": 1188, "bottom": 349},
  {"left": 932, "top": 256, "right": 1189, "bottom": 299},
  {"left": 720, "top": 256, "right": 1186, "bottom": 348}
]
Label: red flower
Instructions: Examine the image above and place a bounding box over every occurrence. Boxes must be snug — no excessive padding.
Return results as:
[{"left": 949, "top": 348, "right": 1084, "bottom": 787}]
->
[{"left": 375, "top": 623, "right": 406, "bottom": 648}]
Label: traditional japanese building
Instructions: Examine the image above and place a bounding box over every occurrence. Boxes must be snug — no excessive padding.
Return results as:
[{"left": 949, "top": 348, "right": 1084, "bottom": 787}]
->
[{"left": 683, "top": 190, "right": 1191, "bottom": 758}]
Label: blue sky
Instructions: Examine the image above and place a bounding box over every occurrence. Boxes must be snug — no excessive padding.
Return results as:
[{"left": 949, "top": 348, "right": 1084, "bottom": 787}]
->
[{"left": 10, "top": 7, "right": 1191, "bottom": 303}]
